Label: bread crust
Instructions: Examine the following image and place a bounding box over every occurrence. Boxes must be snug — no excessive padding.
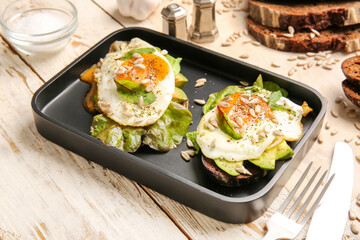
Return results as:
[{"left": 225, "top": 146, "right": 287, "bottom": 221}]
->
[
  {"left": 342, "top": 79, "right": 360, "bottom": 108},
  {"left": 247, "top": 17, "right": 360, "bottom": 52},
  {"left": 202, "top": 155, "right": 267, "bottom": 188},
  {"left": 248, "top": 0, "right": 360, "bottom": 31}
]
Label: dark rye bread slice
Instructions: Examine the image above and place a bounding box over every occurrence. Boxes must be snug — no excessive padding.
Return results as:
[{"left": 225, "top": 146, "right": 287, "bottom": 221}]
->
[
  {"left": 248, "top": 0, "right": 360, "bottom": 31},
  {"left": 247, "top": 17, "right": 360, "bottom": 52},
  {"left": 202, "top": 156, "right": 267, "bottom": 188},
  {"left": 341, "top": 56, "right": 360, "bottom": 108}
]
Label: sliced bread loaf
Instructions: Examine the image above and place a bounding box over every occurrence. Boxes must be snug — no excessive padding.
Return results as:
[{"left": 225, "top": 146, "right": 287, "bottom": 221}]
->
[
  {"left": 247, "top": 17, "right": 360, "bottom": 52},
  {"left": 248, "top": 0, "right": 360, "bottom": 31}
]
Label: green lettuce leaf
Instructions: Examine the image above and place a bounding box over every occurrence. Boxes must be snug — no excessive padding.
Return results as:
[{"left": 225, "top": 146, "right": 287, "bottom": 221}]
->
[
  {"left": 165, "top": 54, "right": 182, "bottom": 75},
  {"left": 253, "top": 74, "right": 263, "bottom": 88},
  {"left": 143, "top": 102, "right": 192, "bottom": 151},
  {"left": 263, "top": 81, "right": 288, "bottom": 97},
  {"left": 115, "top": 79, "right": 155, "bottom": 105},
  {"left": 185, "top": 131, "right": 200, "bottom": 154},
  {"left": 268, "top": 90, "right": 282, "bottom": 104},
  {"left": 203, "top": 85, "right": 242, "bottom": 114},
  {"left": 91, "top": 114, "right": 146, "bottom": 152},
  {"left": 120, "top": 47, "right": 155, "bottom": 60}
]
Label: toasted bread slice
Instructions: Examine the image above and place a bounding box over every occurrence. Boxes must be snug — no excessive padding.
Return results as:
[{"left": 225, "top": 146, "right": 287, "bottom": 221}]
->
[
  {"left": 202, "top": 156, "right": 267, "bottom": 188},
  {"left": 249, "top": 0, "right": 360, "bottom": 31},
  {"left": 247, "top": 17, "right": 360, "bottom": 52}
]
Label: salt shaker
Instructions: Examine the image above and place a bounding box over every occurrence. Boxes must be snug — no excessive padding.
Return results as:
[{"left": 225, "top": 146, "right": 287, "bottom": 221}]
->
[
  {"left": 161, "top": 4, "right": 188, "bottom": 41},
  {"left": 189, "top": 0, "right": 219, "bottom": 43}
]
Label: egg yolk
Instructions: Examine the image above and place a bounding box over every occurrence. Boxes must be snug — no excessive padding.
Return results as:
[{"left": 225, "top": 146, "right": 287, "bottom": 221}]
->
[
  {"left": 217, "top": 92, "right": 275, "bottom": 133},
  {"left": 116, "top": 53, "right": 169, "bottom": 86}
]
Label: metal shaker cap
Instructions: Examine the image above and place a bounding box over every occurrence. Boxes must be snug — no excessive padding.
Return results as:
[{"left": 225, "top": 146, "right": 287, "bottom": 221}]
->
[
  {"left": 161, "top": 4, "right": 188, "bottom": 41},
  {"left": 193, "top": 0, "right": 216, "bottom": 7},
  {"left": 161, "top": 4, "right": 187, "bottom": 21}
]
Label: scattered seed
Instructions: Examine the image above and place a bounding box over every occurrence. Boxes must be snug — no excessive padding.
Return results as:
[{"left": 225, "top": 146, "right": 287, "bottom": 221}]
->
[
  {"left": 134, "top": 64, "right": 146, "bottom": 69},
  {"left": 323, "top": 65, "right": 333, "bottom": 70},
  {"left": 314, "top": 56, "right": 324, "bottom": 61},
  {"left": 297, "top": 61, "right": 308, "bottom": 66},
  {"left": 194, "top": 99, "right": 206, "bottom": 105},
  {"left": 283, "top": 33, "right": 294, "bottom": 38},
  {"left": 250, "top": 98, "right": 259, "bottom": 104},
  {"left": 161, "top": 49, "right": 168, "bottom": 55},
  {"left": 219, "top": 101, "right": 230, "bottom": 107},
  {"left": 341, "top": 100, "right": 348, "bottom": 109},
  {"left": 288, "top": 114, "right": 294, "bottom": 120},
  {"left": 184, "top": 150, "right": 195, "bottom": 156},
  {"left": 209, "top": 117, "right": 219, "bottom": 128},
  {"left": 288, "top": 26, "right": 295, "bottom": 35},
  {"left": 138, "top": 96, "right": 144, "bottom": 108},
  {"left": 196, "top": 78, "right": 207, "bottom": 83},
  {"left": 331, "top": 110, "right": 338, "bottom": 118},
  {"left": 223, "top": 96, "right": 233, "bottom": 102},
  {"left": 345, "top": 137, "right": 353, "bottom": 143},
  {"left": 252, "top": 41, "right": 261, "bottom": 46},
  {"left": 242, "top": 40, "right": 252, "bottom": 44},
  {"left": 307, "top": 60, "right": 314, "bottom": 68},
  {"left": 249, "top": 108, "right": 256, "bottom": 117},
  {"left": 273, "top": 130, "right": 283, "bottom": 136},
  {"left": 240, "top": 81, "right": 249, "bottom": 86},
  {"left": 195, "top": 82, "right": 205, "bottom": 87},
  {"left": 243, "top": 29, "right": 248, "bottom": 36},
  {"left": 306, "top": 52, "right": 316, "bottom": 57},
  {"left": 235, "top": 164, "right": 252, "bottom": 175},
  {"left": 102, "top": 106, "right": 112, "bottom": 115},
  {"left": 186, "top": 138, "right": 194, "bottom": 148},
  {"left": 325, "top": 121, "right": 331, "bottom": 130},
  {"left": 288, "top": 56, "right": 297, "bottom": 61},
  {"left": 123, "top": 110, "right": 134, "bottom": 117},
  {"left": 310, "top": 32, "right": 316, "bottom": 39},
  {"left": 303, "top": 65, "right": 308, "bottom": 70},
  {"left": 141, "top": 79, "right": 150, "bottom": 84},
  {"left": 355, "top": 141, "right": 360, "bottom": 146},
  {"left": 221, "top": 42, "right": 232, "bottom": 47},
  {"left": 206, "top": 122, "right": 215, "bottom": 131},
  {"left": 317, "top": 135, "right": 323, "bottom": 144},
  {"left": 235, "top": 116, "right": 244, "bottom": 126},
  {"left": 271, "top": 62, "right": 280, "bottom": 68},
  {"left": 181, "top": 151, "right": 191, "bottom": 161},
  {"left": 335, "top": 96, "right": 344, "bottom": 103},
  {"left": 239, "top": 54, "right": 249, "bottom": 59},
  {"left": 355, "top": 121, "right": 360, "bottom": 130},
  {"left": 272, "top": 118, "right": 279, "bottom": 124},
  {"left": 349, "top": 209, "right": 356, "bottom": 220},
  {"left": 132, "top": 52, "right": 142, "bottom": 59},
  {"left": 259, "top": 132, "right": 266, "bottom": 139},
  {"left": 288, "top": 67, "right": 297, "bottom": 76},
  {"left": 147, "top": 118, "right": 157, "bottom": 125},
  {"left": 134, "top": 58, "right": 144, "bottom": 64},
  {"left": 264, "top": 125, "right": 271, "bottom": 134},
  {"left": 311, "top": 28, "right": 321, "bottom": 37},
  {"left": 255, "top": 105, "right": 261, "bottom": 113},
  {"left": 240, "top": 97, "right": 249, "bottom": 104},
  {"left": 331, "top": 130, "right": 338, "bottom": 136},
  {"left": 211, "top": 139, "right": 216, "bottom": 148},
  {"left": 351, "top": 222, "right": 359, "bottom": 235},
  {"left": 298, "top": 55, "right": 307, "bottom": 60},
  {"left": 145, "top": 85, "right": 153, "bottom": 92}
]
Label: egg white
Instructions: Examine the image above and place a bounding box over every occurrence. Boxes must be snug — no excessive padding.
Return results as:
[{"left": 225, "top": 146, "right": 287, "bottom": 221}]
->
[
  {"left": 94, "top": 38, "right": 175, "bottom": 127},
  {"left": 197, "top": 92, "right": 303, "bottom": 162}
]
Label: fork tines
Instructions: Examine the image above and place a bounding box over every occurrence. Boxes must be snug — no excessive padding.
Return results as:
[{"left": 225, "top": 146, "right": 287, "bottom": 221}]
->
[{"left": 278, "top": 162, "right": 335, "bottom": 225}]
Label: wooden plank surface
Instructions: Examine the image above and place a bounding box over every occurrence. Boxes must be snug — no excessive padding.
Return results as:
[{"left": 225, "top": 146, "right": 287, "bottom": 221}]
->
[{"left": 0, "top": 0, "right": 359, "bottom": 239}]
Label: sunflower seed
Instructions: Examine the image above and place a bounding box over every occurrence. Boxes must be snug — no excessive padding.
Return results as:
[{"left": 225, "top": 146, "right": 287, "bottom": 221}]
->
[
  {"left": 132, "top": 52, "right": 142, "bottom": 59},
  {"left": 317, "top": 135, "right": 323, "bottom": 144},
  {"left": 161, "top": 49, "right": 168, "bottom": 55},
  {"left": 323, "top": 65, "right": 333, "bottom": 70},
  {"left": 223, "top": 96, "right": 233, "bottom": 102},
  {"left": 341, "top": 100, "right": 348, "bottom": 108},
  {"left": 235, "top": 164, "right": 252, "bottom": 175},
  {"left": 288, "top": 67, "right": 297, "bottom": 76},
  {"left": 349, "top": 209, "right": 356, "bottom": 220},
  {"left": 240, "top": 81, "right": 249, "bottom": 86},
  {"left": 310, "top": 32, "right": 316, "bottom": 39},
  {"left": 134, "top": 58, "right": 144, "bottom": 64},
  {"left": 194, "top": 99, "right": 206, "bottom": 105},
  {"left": 355, "top": 141, "right": 360, "bottom": 146},
  {"left": 258, "top": 132, "right": 266, "bottom": 139},
  {"left": 239, "top": 54, "right": 249, "bottom": 59},
  {"left": 311, "top": 28, "right": 321, "bottom": 37},
  {"left": 206, "top": 122, "right": 216, "bottom": 131},
  {"left": 186, "top": 139, "right": 194, "bottom": 148},
  {"left": 195, "top": 82, "right": 205, "bottom": 87},
  {"left": 145, "top": 85, "right": 153, "bottom": 92},
  {"left": 181, "top": 151, "right": 191, "bottom": 161},
  {"left": 240, "top": 97, "right": 249, "bottom": 104},
  {"left": 234, "top": 116, "right": 243, "bottom": 126},
  {"left": 307, "top": 60, "right": 314, "bottom": 68},
  {"left": 288, "top": 56, "right": 297, "bottom": 61},
  {"left": 255, "top": 105, "right": 261, "bottom": 113},
  {"left": 250, "top": 98, "right": 259, "bottom": 104},
  {"left": 252, "top": 41, "right": 261, "bottom": 46},
  {"left": 123, "top": 110, "right": 134, "bottom": 117},
  {"left": 209, "top": 117, "right": 219, "bottom": 128},
  {"left": 196, "top": 78, "right": 207, "bottom": 83},
  {"left": 306, "top": 52, "right": 316, "bottom": 57},
  {"left": 351, "top": 222, "right": 359, "bottom": 235},
  {"left": 297, "top": 61, "right": 308, "bottom": 66},
  {"left": 331, "top": 110, "right": 338, "bottom": 118},
  {"left": 243, "top": 29, "right": 248, "bottom": 36},
  {"left": 272, "top": 118, "right": 279, "bottom": 124},
  {"left": 335, "top": 96, "right": 344, "bottom": 103},
  {"left": 219, "top": 101, "right": 231, "bottom": 107},
  {"left": 271, "top": 62, "right": 280, "bottom": 68},
  {"left": 283, "top": 33, "right": 294, "bottom": 38},
  {"left": 345, "top": 137, "right": 353, "bottom": 143},
  {"left": 116, "top": 66, "right": 127, "bottom": 74},
  {"left": 141, "top": 79, "right": 150, "bottom": 84},
  {"left": 298, "top": 55, "right": 307, "bottom": 60},
  {"left": 147, "top": 118, "right": 157, "bottom": 125},
  {"left": 288, "top": 26, "right": 295, "bottom": 35},
  {"left": 288, "top": 114, "right": 294, "bottom": 120},
  {"left": 264, "top": 125, "right": 271, "bottom": 134},
  {"left": 273, "top": 130, "right": 283, "bottom": 136},
  {"left": 211, "top": 139, "right": 216, "bottom": 148},
  {"left": 221, "top": 42, "right": 232, "bottom": 47},
  {"left": 331, "top": 130, "right": 338, "bottom": 136},
  {"left": 137, "top": 96, "right": 144, "bottom": 108},
  {"left": 98, "top": 100, "right": 110, "bottom": 109},
  {"left": 250, "top": 108, "right": 256, "bottom": 117},
  {"left": 355, "top": 121, "right": 360, "bottom": 130},
  {"left": 102, "top": 106, "right": 112, "bottom": 115},
  {"left": 184, "top": 150, "right": 195, "bottom": 156},
  {"left": 325, "top": 121, "right": 331, "bottom": 130}
]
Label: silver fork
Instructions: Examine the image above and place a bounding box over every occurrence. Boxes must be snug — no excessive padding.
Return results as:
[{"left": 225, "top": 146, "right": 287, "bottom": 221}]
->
[{"left": 263, "top": 162, "right": 335, "bottom": 240}]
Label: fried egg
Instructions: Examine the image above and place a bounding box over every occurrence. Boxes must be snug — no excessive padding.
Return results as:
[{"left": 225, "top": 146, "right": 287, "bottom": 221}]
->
[
  {"left": 197, "top": 90, "right": 303, "bottom": 162},
  {"left": 94, "top": 38, "right": 175, "bottom": 127}
]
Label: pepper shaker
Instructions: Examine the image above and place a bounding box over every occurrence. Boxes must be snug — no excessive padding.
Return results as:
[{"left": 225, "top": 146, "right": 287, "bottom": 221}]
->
[
  {"left": 161, "top": 4, "right": 188, "bottom": 41},
  {"left": 189, "top": 0, "right": 219, "bottom": 43}
]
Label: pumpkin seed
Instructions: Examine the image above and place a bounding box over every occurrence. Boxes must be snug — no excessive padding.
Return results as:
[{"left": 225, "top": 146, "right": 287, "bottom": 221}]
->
[
  {"left": 348, "top": 111, "right": 357, "bottom": 119},
  {"left": 298, "top": 55, "right": 307, "bottom": 60}
]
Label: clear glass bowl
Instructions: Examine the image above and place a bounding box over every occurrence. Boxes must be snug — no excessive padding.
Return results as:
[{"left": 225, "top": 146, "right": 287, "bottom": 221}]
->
[{"left": 0, "top": 0, "right": 78, "bottom": 55}]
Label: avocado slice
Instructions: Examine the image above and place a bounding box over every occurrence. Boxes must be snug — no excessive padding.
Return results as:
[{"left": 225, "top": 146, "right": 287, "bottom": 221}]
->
[
  {"left": 172, "top": 87, "right": 188, "bottom": 103},
  {"left": 175, "top": 73, "right": 188, "bottom": 88},
  {"left": 213, "top": 141, "right": 294, "bottom": 176},
  {"left": 249, "top": 141, "right": 294, "bottom": 170}
]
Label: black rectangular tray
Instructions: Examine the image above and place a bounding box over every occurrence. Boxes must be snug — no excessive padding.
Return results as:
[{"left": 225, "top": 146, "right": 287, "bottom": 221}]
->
[{"left": 31, "top": 28, "right": 326, "bottom": 223}]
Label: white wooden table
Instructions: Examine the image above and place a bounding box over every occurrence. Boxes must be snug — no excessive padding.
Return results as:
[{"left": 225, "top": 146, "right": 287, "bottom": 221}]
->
[{"left": 0, "top": 0, "right": 359, "bottom": 239}]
